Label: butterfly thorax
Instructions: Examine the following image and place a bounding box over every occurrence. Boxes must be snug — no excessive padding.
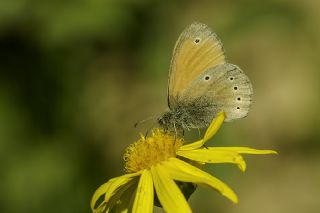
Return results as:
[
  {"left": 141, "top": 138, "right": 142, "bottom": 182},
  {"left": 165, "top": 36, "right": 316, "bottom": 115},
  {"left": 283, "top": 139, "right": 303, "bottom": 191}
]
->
[{"left": 158, "top": 98, "right": 219, "bottom": 131}]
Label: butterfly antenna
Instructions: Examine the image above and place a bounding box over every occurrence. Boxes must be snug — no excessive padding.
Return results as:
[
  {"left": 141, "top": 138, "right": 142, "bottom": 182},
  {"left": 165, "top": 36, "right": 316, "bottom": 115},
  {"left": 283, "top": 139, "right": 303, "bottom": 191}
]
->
[{"left": 134, "top": 115, "right": 157, "bottom": 128}]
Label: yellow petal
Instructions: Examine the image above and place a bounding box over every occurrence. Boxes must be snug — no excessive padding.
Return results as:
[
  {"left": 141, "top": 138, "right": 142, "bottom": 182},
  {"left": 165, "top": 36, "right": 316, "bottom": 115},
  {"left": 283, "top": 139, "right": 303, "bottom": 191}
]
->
[
  {"left": 179, "top": 139, "right": 204, "bottom": 151},
  {"left": 91, "top": 172, "right": 141, "bottom": 212},
  {"left": 180, "top": 112, "right": 225, "bottom": 151},
  {"left": 132, "top": 170, "right": 154, "bottom": 213},
  {"left": 209, "top": 147, "right": 278, "bottom": 155},
  {"left": 106, "top": 179, "right": 137, "bottom": 213},
  {"left": 177, "top": 149, "right": 246, "bottom": 172},
  {"left": 203, "top": 112, "right": 225, "bottom": 142},
  {"left": 163, "top": 158, "right": 238, "bottom": 204},
  {"left": 93, "top": 202, "right": 107, "bottom": 213},
  {"left": 91, "top": 178, "right": 116, "bottom": 211},
  {"left": 111, "top": 186, "right": 135, "bottom": 213},
  {"left": 104, "top": 172, "right": 141, "bottom": 203},
  {"left": 151, "top": 165, "right": 192, "bottom": 213}
]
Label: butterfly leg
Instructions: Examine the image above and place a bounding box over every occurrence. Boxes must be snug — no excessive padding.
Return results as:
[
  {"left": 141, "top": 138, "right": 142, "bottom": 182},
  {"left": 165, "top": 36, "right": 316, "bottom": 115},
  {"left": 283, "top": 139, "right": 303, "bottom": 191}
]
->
[
  {"left": 173, "top": 120, "right": 178, "bottom": 145},
  {"left": 197, "top": 128, "right": 201, "bottom": 139},
  {"left": 144, "top": 122, "right": 155, "bottom": 138},
  {"left": 144, "top": 128, "right": 150, "bottom": 138}
]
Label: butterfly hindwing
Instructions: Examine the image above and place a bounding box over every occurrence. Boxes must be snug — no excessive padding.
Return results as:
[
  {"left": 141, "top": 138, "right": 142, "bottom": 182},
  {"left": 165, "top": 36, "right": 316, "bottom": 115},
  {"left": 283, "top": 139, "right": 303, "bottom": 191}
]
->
[{"left": 179, "top": 63, "right": 253, "bottom": 122}]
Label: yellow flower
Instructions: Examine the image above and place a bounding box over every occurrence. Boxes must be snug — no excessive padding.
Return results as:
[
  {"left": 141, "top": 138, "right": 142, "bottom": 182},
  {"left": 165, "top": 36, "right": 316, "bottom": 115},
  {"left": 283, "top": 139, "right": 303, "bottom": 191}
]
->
[{"left": 91, "top": 112, "right": 277, "bottom": 213}]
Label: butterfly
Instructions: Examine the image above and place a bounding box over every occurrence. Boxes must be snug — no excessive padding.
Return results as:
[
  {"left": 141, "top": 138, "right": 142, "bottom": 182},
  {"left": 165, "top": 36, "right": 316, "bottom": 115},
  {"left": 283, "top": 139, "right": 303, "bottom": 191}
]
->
[{"left": 158, "top": 22, "right": 253, "bottom": 131}]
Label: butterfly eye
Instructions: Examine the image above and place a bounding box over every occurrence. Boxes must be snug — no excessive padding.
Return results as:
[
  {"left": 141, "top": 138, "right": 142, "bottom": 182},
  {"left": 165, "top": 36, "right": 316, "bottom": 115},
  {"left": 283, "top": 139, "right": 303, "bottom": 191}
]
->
[
  {"left": 194, "top": 37, "right": 201, "bottom": 44},
  {"left": 204, "top": 75, "right": 210, "bottom": 81}
]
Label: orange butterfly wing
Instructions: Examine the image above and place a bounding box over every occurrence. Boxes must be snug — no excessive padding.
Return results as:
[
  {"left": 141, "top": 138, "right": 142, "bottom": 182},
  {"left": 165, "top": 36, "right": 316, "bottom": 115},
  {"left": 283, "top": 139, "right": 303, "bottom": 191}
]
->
[{"left": 168, "top": 22, "right": 226, "bottom": 108}]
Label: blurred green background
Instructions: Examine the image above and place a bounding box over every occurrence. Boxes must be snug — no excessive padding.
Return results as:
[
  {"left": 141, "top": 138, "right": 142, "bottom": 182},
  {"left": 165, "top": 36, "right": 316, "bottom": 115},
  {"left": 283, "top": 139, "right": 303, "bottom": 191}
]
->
[{"left": 1, "top": 0, "right": 320, "bottom": 212}]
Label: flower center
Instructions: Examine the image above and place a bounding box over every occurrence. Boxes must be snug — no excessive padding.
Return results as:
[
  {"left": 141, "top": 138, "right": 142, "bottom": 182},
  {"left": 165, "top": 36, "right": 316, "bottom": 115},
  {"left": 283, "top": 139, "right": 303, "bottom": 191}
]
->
[{"left": 123, "top": 129, "right": 183, "bottom": 173}]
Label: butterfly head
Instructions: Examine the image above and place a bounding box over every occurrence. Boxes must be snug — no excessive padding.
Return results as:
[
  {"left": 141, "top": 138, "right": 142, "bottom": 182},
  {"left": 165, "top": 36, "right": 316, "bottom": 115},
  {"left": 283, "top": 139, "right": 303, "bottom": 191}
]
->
[
  {"left": 158, "top": 108, "right": 196, "bottom": 131},
  {"left": 158, "top": 111, "right": 178, "bottom": 130}
]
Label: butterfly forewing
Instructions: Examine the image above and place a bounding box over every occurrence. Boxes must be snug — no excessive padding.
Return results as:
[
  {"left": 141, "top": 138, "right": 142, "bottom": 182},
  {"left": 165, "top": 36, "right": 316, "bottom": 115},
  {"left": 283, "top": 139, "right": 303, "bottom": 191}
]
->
[{"left": 168, "top": 22, "right": 226, "bottom": 108}]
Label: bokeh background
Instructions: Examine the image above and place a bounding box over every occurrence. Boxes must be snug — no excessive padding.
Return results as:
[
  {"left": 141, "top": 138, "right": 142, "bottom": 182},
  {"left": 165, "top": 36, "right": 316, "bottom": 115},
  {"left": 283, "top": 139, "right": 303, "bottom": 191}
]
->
[{"left": 1, "top": 0, "right": 320, "bottom": 212}]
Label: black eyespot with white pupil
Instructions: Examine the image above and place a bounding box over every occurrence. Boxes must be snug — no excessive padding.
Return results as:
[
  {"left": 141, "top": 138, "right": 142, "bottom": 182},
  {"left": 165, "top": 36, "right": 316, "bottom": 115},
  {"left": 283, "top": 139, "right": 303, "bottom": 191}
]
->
[
  {"left": 204, "top": 75, "right": 210, "bottom": 81},
  {"left": 194, "top": 38, "right": 201, "bottom": 44},
  {"left": 237, "top": 107, "right": 240, "bottom": 109},
  {"left": 230, "top": 77, "right": 234, "bottom": 80},
  {"left": 234, "top": 86, "right": 238, "bottom": 90}
]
